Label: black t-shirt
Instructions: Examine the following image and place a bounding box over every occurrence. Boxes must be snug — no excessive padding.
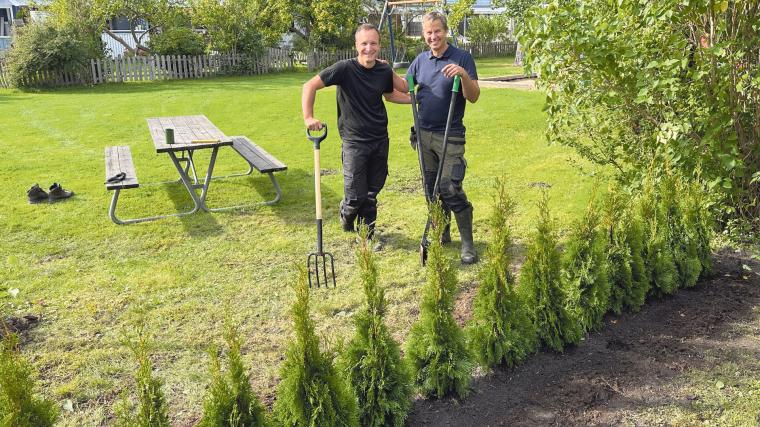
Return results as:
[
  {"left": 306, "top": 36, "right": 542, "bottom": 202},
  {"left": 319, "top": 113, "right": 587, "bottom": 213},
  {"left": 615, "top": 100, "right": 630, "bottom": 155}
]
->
[{"left": 319, "top": 59, "right": 394, "bottom": 142}]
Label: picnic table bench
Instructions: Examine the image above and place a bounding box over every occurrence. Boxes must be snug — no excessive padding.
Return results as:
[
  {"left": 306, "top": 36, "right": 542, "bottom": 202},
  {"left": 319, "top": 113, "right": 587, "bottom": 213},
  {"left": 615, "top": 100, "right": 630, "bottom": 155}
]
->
[{"left": 228, "top": 136, "right": 287, "bottom": 205}]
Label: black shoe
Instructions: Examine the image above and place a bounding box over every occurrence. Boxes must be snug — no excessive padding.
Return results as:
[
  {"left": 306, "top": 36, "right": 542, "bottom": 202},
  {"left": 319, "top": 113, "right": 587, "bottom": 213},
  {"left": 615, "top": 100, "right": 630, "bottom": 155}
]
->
[
  {"left": 27, "top": 184, "right": 49, "bottom": 204},
  {"left": 440, "top": 209, "right": 451, "bottom": 244},
  {"left": 340, "top": 212, "right": 355, "bottom": 232},
  {"left": 48, "top": 183, "right": 74, "bottom": 202}
]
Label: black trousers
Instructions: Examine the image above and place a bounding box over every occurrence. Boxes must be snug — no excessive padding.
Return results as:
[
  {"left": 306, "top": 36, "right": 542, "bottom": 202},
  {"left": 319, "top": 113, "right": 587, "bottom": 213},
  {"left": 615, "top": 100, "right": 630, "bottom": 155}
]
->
[{"left": 340, "top": 138, "right": 389, "bottom": 228}]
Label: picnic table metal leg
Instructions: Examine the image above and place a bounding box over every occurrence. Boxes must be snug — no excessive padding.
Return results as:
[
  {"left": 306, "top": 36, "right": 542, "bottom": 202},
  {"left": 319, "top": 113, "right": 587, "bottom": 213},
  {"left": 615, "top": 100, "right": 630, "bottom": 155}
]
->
[
  {"left": 204, "top": 170, "right": 282, "bottom": 212},
  {"left": 197, "top": 147, "right": 219, "bottom": 211},
  {"left": 168, "top": 150, "right": 205, "bottom": 210},
  {"left": 185, "top": 150, "right": 200, "bottom": 185},
  {"left": 108, "top": 187, "right": 201, "bottom": 225}
]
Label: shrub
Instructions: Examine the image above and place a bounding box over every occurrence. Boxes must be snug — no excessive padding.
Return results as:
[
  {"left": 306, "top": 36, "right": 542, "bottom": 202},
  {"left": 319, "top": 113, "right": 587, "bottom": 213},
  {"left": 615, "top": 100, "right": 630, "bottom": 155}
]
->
[
  {"left": 683, "top": 181, "right": 714, "bottom": 277},
  {"left": 561, "top": 188, "right": 610, "bottom": 332},
  {"left": 199, "top": 320, "right": 268, "bottom": 427},
  {"left": 466, "top": 15, "right": 510, "bottom": 43},
  {"left": 468, "top": 178, "right": 537, "bottom": 368},
  {"left": 273, "top": 268, "right": 358, "bottom": 427},
  {"left": 638, "top": 177, "right": 678, "bottom": 297},
  {"left": 115, "top": 320, "right": 170, "bottom": 427},
  {"left": 662, "top": 174, "right": 702, "bottom": 289},
  {"left": 5, "top": 21, "right": 101, "bottom": 87},
  {"left": 520, "top": 190, "right": 580, "bottom": 352},
  {"left": 341, "top": 225, "right": 412, "bottom": 427},
  {"left": 148, "top": 26, "right": 205, "bottom": 56},
  {"left": 0, "top": 333, "right": 58, "bottom": 427},
  {"left": 602, "top": 185, "right": 648, "bottom": 314},
  {"left": 522, "top": 1, "right": 760, "bottom": 234},
  {"left": 405, "top": 203, "right": 472, "bottom": 399}
]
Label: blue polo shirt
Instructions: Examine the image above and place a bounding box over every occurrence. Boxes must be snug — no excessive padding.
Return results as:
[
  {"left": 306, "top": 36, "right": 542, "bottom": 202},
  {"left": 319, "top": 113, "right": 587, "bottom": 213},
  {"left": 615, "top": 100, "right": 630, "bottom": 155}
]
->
[{"left": 408, "top": 45, "right": 478, "bottom": 136}]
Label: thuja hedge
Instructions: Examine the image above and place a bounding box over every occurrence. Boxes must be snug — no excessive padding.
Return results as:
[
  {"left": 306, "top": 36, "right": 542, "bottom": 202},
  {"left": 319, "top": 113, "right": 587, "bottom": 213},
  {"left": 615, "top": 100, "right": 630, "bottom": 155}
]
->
[{"left": 1, "top": 175, "right": 715, "bottom": 425}]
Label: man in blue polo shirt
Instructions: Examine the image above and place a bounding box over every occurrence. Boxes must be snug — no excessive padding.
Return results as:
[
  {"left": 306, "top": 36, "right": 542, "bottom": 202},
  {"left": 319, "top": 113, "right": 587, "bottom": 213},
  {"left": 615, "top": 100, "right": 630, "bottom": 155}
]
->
[{"left": 408, "top": 11, "right": 481, "bottom": 264}]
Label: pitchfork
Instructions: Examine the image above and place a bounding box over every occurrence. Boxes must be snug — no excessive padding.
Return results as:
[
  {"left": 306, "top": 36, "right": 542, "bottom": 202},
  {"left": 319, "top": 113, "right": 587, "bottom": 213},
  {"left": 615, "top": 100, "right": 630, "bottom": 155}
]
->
[{"left": 306, "top": 125, "right": 336, "bottom": 288}]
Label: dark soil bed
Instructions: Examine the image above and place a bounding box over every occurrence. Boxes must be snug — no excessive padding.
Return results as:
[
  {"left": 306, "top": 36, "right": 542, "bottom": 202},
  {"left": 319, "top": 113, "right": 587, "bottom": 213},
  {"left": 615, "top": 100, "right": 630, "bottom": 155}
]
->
[{"left": 407, "top": 248, "right": 760, "bottom": 426}]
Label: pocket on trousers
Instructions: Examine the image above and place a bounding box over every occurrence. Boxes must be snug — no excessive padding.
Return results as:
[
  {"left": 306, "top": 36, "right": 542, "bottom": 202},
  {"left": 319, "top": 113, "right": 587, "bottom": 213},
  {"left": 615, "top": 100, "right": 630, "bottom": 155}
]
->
[{"left": 451, "top": 157, "right": 467, "bottom": 183}]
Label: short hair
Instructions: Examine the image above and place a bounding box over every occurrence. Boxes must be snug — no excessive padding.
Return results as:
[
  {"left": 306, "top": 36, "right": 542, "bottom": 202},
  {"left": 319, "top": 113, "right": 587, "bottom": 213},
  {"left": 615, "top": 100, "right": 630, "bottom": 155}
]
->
[
  {"left": 422, "top": 11, "right": 448, "bottom": 31},
  {"left": 355, "top": 23, "right": 380, "bottom": 37}
]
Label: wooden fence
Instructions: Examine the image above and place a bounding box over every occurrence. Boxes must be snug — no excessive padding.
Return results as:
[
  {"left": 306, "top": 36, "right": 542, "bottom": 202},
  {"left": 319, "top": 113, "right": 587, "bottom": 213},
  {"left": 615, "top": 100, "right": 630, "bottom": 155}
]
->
[
  {"left": 0, "top": 42, "right": 516, "bottom": 88},
  {"left": 90, "top": 49, "right": 302, "bottom": 84},
  {"left": 305, "top": 42, "right": 517, "bottom": 71}
]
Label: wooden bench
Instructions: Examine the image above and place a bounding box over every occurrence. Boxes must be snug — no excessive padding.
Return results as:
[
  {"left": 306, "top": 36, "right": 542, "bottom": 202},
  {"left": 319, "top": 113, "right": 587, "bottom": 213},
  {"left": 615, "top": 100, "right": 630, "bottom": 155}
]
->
[
  {"left": 216, "top": 136, "right": 287, "bottom": 207},
  {"left": 105, "top": 146, "right": 200, "bottom": 224},
  {"left": 105, "top": 145, "right": 139, "bottom": 191}
]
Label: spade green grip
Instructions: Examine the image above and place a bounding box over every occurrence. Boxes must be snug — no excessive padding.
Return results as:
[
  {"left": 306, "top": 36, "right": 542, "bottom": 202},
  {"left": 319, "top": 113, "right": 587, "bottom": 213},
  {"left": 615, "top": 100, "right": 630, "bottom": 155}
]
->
[
  {"left": 406, "top": 74, "right": 415, "bottom": 93},
  {"left": 452, "top": 75, "right": 461, "bottom": 93}
]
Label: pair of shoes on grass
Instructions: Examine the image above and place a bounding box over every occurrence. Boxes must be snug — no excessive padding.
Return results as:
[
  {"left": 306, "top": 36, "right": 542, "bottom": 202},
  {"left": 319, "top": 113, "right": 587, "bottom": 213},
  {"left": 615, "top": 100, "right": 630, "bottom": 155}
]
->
[{"left": 27, "top": 183, "right": 74, "bottom": 204}]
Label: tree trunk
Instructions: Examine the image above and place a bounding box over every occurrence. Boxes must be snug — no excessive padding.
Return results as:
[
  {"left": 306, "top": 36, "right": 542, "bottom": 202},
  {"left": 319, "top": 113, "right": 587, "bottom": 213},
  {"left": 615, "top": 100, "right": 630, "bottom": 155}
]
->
[{"left": 514, "top": 41, "right": 524, "bottom": 66}]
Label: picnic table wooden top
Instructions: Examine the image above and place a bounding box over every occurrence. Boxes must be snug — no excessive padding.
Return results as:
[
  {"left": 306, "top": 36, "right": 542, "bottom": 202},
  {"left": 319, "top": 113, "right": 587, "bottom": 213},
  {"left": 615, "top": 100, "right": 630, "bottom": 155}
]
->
[{"left": 147, "top": 115, "right": 233, "bottom": 153}]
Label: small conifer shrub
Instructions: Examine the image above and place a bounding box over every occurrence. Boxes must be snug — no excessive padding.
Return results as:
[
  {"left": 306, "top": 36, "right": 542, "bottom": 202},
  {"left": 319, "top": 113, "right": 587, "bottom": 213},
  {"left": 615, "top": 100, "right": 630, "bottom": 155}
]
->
[
  {"left": 341, "top": 225, "right": 412, "bottom": 427},
  {"left": 520, "top": 190, "right": 580, "bottom": 352},
  {"left": 0, "top": 332, "right": 58, "bottom": 427},
  {"left": 683, "top": 180, "right": 714, "bottom": 277},
  {"left": 115, "top": 319, "right": 170, "bottom": 427},
  {"left": 468, "top": 178, "right": 537, "bottom": 368},
  {"left": 405, "top": 203, "right": 472, "bottom": 399},
  {"left": 602, "top": 185, "right": 648, "bottom": 314},
  {"left": 200, "top": 320, "right": 268, "bottom": 427},
  {"left": 638, "top": 177, "right": 678, "bottom": 297},
  {"left": 561, "top": 188, "right": 610, "bottom": 332},
  {"left": 274, "top": 268, "right": 358, "bottom": 426},
  {"left": 661, "top": 175, "right": 702, "bottom": 288}
]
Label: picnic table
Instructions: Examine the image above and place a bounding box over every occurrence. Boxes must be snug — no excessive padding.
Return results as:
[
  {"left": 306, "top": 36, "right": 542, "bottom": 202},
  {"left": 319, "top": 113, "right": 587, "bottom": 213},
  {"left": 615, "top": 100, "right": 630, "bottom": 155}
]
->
[
  {"left": 147, "top": 115, "right": 233, "bottom": 213},
  {"left": 104, "top": 115, "right": 287, "bottom": 224}
]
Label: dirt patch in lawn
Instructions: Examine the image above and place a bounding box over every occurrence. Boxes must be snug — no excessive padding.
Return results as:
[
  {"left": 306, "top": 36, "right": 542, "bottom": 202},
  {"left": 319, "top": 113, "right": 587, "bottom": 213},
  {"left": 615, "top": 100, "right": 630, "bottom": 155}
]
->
[
  {"left": 408, "top": 248, "right": 760, "bottom": 426},
  {"left": 1, "top": 314, "right": 41, "bottom": 340}
]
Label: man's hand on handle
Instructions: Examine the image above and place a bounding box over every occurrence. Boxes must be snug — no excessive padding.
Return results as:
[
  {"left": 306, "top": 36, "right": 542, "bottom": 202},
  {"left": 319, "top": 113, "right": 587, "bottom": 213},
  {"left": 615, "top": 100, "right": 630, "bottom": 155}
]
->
[{"left": 305, "top": 117, "right": 323, "bottom": 131}]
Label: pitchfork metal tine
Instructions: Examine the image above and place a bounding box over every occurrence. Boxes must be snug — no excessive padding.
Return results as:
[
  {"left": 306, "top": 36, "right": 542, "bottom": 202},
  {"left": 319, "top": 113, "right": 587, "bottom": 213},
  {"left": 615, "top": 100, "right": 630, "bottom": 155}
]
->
[{"left": 307, "top": 252, "right": 336, "bottom": 288}]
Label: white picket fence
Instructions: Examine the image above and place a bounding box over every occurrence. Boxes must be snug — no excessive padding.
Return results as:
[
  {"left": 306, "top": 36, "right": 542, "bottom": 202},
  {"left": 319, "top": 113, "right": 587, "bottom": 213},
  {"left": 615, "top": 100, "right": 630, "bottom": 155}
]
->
[
  {"left": 306, "top": 42, "right": 517, "bottom": 71},
  {"left": 90, "top": 49, "right": 302, "bottom": 84},
  {"left": 0, "top": 42, "right": 516, "bottom": 88}
]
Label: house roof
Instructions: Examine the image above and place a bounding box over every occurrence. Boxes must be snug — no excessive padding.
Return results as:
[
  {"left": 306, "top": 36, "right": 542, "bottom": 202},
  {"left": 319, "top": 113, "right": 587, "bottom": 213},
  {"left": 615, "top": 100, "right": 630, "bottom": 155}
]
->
[{"left": 0, "top": 0, "right": 30, "bottom": 7}]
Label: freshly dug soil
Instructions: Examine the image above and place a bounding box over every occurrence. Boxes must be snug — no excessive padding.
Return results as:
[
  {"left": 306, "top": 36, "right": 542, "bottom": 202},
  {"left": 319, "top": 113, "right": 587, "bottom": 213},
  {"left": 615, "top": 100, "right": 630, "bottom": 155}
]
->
[{"left": 407, "top": 248, "right": 760, "bottom": 426}]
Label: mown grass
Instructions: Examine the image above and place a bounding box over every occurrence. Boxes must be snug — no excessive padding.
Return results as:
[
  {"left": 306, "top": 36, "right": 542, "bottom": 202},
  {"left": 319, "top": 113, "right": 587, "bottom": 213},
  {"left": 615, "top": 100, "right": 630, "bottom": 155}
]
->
[{"left": 0, "top": 58, "right": 595, "bottom": 425}]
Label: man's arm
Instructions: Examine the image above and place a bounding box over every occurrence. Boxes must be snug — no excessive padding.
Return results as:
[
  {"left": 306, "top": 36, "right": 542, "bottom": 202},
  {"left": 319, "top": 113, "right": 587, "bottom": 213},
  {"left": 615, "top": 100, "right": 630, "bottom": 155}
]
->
[
  {"left": 392, "top": 71, "right": 409, "bottom": 93},
  {"left": 441, "top": 64, "right": 480, "bottom": 103},
  {"left": 302, "top": 74, "right": 326, "bottom": 130},
  {"left": 377, "top": 59, "right": 409, "bottom": 93},
  {"left": 383, "top": 90, "right": 412, "bottom": 104}
]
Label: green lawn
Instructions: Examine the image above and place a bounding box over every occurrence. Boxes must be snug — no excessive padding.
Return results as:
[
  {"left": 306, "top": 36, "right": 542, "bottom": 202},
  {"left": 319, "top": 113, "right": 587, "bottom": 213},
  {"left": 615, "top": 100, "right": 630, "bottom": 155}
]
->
[{"left": 0, "top": 64, "right": 596, "bottom": 425}]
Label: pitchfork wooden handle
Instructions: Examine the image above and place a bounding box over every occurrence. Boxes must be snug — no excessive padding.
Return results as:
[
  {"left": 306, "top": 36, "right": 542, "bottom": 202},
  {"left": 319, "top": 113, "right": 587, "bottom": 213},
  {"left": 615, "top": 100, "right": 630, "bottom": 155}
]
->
[{"left": 314, "top": 148, "right": 322, "bottom": 221}]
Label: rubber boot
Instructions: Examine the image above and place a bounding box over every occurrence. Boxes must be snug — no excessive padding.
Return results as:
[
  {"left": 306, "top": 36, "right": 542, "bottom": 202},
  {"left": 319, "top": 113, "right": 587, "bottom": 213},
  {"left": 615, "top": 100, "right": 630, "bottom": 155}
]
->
[
  {"left": 454, "top": 206, "right": 478, "bottom": 264},
  {"left": 440, "top": 208, "right": 451, "bottom": 244}
]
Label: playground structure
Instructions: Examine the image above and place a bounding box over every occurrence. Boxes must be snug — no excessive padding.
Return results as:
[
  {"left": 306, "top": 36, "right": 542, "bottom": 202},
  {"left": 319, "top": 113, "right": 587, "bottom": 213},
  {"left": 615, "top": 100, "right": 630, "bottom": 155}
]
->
[{"left": 377, "top": 0, "right": 456, "bottom": 69}]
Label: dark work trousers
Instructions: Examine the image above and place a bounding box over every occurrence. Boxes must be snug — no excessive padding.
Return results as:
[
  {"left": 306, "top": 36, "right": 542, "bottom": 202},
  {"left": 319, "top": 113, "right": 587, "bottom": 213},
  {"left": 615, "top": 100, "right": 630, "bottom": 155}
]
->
[
  {"left": 340, "top": 138, "right": 389, "bottom": 229},
  {"left": 418, "top": 129, "right": 471, "bottom": 214}
]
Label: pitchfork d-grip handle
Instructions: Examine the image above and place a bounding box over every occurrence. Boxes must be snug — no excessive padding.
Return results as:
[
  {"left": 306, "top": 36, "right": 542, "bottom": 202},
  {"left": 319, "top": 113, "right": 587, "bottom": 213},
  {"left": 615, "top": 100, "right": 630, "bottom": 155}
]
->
[
  {"left": 406, "top": 74, "right": 415, "bottom": 94},
  {"left": 452, "top": 74, "right": 461, "bottom": 93},
  {"left": 307, "top": 125, "right": 328, "bottom": 149}
]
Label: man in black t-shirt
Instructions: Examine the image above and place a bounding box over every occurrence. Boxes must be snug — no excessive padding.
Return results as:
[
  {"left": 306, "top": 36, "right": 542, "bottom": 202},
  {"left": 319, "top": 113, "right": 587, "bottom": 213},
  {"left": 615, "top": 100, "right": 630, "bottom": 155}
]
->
[{"left": 302, "top": 23, "right": 409, "bottom": 240}]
